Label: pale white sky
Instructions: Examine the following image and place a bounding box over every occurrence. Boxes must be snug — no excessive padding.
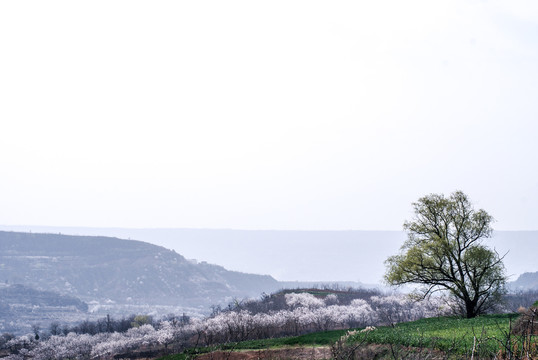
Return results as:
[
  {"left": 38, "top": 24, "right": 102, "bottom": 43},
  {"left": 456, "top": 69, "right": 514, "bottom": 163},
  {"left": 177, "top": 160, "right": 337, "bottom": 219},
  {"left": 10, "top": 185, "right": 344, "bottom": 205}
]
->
[{"left": 1, "top": 1, "right": 537, "bottom": 230}]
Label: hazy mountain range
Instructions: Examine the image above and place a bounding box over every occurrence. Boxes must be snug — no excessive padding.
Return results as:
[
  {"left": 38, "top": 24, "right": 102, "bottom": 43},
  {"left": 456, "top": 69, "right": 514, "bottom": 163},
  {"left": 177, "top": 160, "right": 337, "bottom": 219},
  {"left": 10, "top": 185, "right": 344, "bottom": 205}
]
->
[
  {"left": 1, "top": 226, "right": 536, "bottom": 284},
  {"left": 510, "top": 271, "right": 538, "bottom": 291},
  {"left": 0, "top": 231, "right": 279, "bottom": 308}
]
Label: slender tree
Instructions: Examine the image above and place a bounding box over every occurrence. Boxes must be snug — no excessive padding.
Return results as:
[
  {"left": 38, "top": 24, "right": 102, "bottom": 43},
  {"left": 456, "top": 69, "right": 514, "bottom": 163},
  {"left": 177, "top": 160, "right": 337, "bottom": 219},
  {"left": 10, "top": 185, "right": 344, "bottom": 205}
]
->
[{"left": 385, "top": 191, "right": 506, "bottom": 318}]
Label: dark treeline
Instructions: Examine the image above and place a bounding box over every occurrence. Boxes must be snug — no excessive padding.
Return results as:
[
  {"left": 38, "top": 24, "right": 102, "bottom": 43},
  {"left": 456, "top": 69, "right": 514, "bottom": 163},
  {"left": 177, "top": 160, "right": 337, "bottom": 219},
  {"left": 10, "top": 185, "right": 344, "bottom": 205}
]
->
[
  {"left": 0, "top": 313, "right": 189, "bottom": 346},
  {"left": 47, "top": 313, "right": 191, "bottom": 337},
  {"left": 48, "top": 314, "right": 149, "bottom": 336}
]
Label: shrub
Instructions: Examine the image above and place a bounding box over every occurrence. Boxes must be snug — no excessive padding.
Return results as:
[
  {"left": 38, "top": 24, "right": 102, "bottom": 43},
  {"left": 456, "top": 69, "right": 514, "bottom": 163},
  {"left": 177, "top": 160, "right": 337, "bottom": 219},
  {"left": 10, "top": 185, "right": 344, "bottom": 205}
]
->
[{"left": 512, "top": 305, "right": 537, "bottom": 336}]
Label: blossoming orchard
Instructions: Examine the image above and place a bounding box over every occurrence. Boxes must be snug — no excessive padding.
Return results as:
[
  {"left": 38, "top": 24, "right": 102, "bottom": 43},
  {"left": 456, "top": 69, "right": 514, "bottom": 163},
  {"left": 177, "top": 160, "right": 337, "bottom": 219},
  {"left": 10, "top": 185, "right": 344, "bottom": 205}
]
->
[{"left": 1, "top": 290, "right": 452, "bottom": 360}]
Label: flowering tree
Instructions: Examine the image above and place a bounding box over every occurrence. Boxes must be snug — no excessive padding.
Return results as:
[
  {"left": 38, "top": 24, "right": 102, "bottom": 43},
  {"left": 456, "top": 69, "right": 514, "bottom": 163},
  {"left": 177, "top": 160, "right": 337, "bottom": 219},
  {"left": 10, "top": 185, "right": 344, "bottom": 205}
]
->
[
  {"left": 285, "top": 293, "right": 325, "bottom": 308},
  {"left": 385, "top": 191, "right": 507, "bottom": 318}
]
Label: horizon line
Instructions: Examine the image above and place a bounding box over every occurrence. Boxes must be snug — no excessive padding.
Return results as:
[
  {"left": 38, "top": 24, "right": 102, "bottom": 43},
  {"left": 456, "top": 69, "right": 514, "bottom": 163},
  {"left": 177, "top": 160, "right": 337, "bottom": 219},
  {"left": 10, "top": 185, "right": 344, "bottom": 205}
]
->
[{"left": 1, "top": 224, "right": 537, "bottom": 232}]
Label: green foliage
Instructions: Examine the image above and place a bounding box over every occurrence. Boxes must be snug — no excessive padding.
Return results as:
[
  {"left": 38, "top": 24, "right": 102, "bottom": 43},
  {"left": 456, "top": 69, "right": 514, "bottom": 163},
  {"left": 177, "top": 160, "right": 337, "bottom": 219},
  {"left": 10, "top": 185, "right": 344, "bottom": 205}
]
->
[
  {"left": 131, "top": 315, "right": 152, "bottom": 328},
  {"left": 349, "top": 314, "right": 516, "bottom": 356},
  {"left": 385, "top": 191, "right": 507, "bottom": 318},
  {"left": 533, "top": 300, "right": 538, "bottom": 308}
]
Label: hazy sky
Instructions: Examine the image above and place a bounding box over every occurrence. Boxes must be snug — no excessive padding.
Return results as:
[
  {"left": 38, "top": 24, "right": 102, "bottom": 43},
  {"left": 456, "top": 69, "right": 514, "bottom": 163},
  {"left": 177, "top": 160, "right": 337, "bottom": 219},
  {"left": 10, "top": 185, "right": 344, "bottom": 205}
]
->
[{"left": 1, "top": 1, "right": 537, "bottom": 231}]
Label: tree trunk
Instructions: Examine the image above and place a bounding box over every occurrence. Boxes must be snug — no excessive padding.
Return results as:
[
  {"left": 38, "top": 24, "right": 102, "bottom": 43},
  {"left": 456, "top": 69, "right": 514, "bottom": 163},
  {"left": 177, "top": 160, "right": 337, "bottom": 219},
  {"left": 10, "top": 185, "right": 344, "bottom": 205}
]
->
[{"left": 465, "top": 299, "right": 478, "bottom": 318}]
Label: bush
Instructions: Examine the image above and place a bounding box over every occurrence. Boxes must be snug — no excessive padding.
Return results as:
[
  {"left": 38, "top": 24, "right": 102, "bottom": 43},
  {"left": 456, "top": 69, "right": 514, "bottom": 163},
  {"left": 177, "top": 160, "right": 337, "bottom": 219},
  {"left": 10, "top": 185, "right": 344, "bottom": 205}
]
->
[{"left": 512, "top": 305, "right": 538, "bottom": 336}]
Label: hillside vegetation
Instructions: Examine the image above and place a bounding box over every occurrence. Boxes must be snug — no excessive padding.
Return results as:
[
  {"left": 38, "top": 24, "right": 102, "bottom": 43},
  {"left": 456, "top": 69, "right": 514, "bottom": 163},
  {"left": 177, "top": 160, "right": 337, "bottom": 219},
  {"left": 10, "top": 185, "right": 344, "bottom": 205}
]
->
[
  {"left": 0, "top": 284, "right": 88, "bottom": 334},
  {"left": 0, "top": 231, "right": 279, "bottom": 308}
]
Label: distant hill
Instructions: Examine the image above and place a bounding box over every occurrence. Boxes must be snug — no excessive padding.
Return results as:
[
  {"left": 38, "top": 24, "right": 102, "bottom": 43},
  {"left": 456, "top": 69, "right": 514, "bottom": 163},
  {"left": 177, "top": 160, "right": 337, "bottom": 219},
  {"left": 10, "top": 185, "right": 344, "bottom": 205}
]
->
[
  {"left": 0, "top": 231, "right": 280, "bottom": 309},
  {"left": 510, "top": 271, "right": 538, "bottom": 291}
]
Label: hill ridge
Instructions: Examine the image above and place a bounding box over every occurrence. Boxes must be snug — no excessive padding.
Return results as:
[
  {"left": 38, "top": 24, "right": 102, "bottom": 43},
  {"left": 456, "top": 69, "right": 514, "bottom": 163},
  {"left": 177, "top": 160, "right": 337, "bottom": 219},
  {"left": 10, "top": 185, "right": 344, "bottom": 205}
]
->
[{"left": 0, "top": 231, "right": 280, "bottom": 308}]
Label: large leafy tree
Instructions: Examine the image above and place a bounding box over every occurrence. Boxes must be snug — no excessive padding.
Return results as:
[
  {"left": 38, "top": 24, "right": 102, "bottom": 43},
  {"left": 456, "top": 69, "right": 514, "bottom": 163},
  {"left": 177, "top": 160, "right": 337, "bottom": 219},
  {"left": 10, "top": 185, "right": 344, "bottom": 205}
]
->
[{"left": 385, "top": 191, "right": 506, "bottom": 318}]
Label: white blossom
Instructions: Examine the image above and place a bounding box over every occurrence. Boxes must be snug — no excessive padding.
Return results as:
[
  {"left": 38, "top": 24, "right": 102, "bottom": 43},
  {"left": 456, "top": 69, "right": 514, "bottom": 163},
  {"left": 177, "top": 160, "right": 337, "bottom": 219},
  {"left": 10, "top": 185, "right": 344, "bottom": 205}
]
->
[{"left": 285, "top": 292, "right": 325, "bottom": 308}]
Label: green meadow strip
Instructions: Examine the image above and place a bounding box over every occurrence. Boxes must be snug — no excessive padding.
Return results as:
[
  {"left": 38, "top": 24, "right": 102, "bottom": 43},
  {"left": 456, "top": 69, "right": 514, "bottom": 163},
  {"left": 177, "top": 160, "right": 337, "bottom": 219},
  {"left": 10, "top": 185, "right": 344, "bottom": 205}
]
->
[{"left": 159, "top": 314, "right": 518, "bottom": 360}]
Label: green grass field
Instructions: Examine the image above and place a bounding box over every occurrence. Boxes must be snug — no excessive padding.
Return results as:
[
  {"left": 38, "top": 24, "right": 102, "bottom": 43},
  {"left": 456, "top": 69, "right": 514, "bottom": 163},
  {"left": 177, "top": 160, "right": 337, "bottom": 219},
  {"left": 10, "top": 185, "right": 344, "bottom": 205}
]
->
[
  {"left": 350, "top": 314, "right": 519, "bottom": 357},
  {"left": 159, "top": 314, "right": 523, "bottom": 360},
  {"left": 223, "top": 329, "right": 352, "bottom": 350}
]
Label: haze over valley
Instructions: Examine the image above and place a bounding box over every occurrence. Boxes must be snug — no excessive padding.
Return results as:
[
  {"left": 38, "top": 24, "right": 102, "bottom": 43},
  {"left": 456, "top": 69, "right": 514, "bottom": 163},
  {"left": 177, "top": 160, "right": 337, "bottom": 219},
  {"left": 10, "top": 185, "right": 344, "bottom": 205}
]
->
[{"left": 1, "top": 226, "right": 536, "bottom": 285}]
